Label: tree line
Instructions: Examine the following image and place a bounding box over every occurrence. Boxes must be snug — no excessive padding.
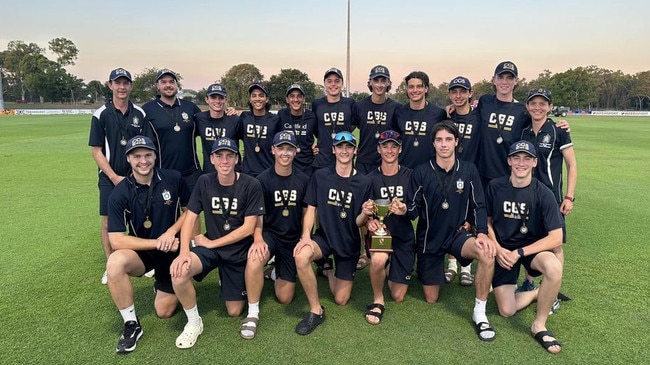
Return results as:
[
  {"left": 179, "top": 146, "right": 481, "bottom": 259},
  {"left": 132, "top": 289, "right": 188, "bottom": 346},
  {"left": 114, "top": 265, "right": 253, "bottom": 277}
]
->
[{"left": 2, "top": 39, "right": 650, "bottom": 110}]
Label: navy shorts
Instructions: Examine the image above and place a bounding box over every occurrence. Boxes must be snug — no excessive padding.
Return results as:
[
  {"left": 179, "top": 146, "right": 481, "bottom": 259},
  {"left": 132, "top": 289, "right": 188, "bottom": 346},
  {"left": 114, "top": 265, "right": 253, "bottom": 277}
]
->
[
  {"left": 191, "top": 246, "right": 247, "bottom": 301},
  {"left": 492, "top": 250, "right": 544, "bottom": 288},
  {"left": 263, "top": 231, "right": 297, "bottom": 283},
  {"left": 136, "top": 249, "right": 178, "bottom": 294},
  {"left": 417, "top": 229, "right": 474, "bottom": 285},
  {"left": 312, "top": 233, "right": 357, "bottom": 281},
  {"left": 98, "top": 183, "right": 115, "bottom": 216},
  {"left": 365, "top": 234, "right": 415, "bottom": 285}
]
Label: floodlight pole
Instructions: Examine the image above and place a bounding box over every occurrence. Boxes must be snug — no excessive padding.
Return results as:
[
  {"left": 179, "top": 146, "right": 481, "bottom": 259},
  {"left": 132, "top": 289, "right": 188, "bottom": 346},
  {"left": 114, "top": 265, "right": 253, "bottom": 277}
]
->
[
  {"left": 0, "top": 69, "right": 5, "bottom": 110},
  {"left": 345, "top": 0, "right": 351, "bottom": 97}
]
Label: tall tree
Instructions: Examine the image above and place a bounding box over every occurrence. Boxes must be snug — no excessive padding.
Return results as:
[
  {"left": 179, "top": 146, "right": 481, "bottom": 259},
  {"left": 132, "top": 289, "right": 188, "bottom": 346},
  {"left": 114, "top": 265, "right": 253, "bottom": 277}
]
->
[
  {"left": 86, "top": 80, "right": 111, "bottom": 103},
  {"left": 48, "top": 38, "right": 78, "bottom": 66},
  {"left": 130, "top": 68, "right": 184, "bottom": 103},
  {"left": 630, "top": 71, "right": 650, "bottom": 110},
  {"left": 219, "top": 63, "right": 263, "bottom": 108},
  {"left": 1, "top": 41, "right": 44, "bottom": 100},
  {"left": 266, "top": 68, "right": 318, "bottom": 106}
]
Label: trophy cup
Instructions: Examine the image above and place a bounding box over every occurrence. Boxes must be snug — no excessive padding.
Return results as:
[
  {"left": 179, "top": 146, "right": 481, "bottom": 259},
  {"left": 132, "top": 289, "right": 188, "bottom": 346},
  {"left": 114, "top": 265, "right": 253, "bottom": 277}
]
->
[{"left": 370, "top": 198, "right": 393, "bottom": 252}]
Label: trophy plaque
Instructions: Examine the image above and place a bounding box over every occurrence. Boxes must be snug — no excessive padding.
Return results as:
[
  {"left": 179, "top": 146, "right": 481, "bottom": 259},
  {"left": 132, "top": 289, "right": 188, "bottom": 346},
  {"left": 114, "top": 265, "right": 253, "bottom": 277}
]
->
[{"left": 370, "top": 198, "right": 393, "bottom": 252}]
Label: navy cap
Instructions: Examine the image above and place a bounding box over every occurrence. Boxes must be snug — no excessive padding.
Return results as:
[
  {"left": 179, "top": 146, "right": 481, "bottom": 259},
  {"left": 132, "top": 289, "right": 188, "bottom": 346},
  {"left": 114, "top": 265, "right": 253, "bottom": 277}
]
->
[
  {"left": 125, "top": 135, "right": 156, "bottom": 155},
  {"left": 509, "top": 140, "right": 537, "bottom": 158},
  {"left": 273, "top": 131, "right": 298, "bottom": 148},
  {"left": 527, "top": 88, "right": 552, "bottom": 103},
  {"left": 369, "top": 65, "right": 390, "bottom": 79},
  {"left": 248, "top": 82, "right": 268, "bottom": 96},
  {"left": 332, "top": 131, "right": 357, "bottom": 147},
  {"left": 156, "top": 68, "right": 177, "bottom": 81},
  {"left": 286, "top": 84, "right": 305, "bottom": 96},
  {"left": 448, "top": 76, "right": 472, "bottom": 90},
  {"left": 494, "top": 61, "right": 518, "bottom": 77},
  {"left": 324, "top": 67, "right": 344, "bottom": 80},
  {"left": 109, "top": 68, "right": 132, "bottom": 82},
  {"left": 211, "top": 137, "right": 239, "bottom": 154},
  {"left": 207, "top": 83, "right": 227, "bottom": 97},
  {"left": 378, "top": 130, "right": 401, "bottom": 146}
]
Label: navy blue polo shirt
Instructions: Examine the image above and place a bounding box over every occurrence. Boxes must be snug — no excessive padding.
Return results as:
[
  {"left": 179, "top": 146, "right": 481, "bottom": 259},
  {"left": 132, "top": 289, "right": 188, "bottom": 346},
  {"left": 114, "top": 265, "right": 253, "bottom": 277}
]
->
[
  {"left": 475, "top": 95, "right": 530, "bottom": 181},
  {"left": 352, "top": 97, "right": 402, "bottom": 165},
  {"left": 143, "top": 97, "right": 202, "bottom": 175},
  {"left": 486, "top": 176, "right": 564, "bottom": 250},
  {"left": 304, "top": 166, "right": 371, "bottom": 258},
  {"left": 239, "top": 111, "right": 281, "bottom": 177},
  {"left": 311, "top": 96, "right": 356, "bottom": 169},
  {"left": 89, "top": 100, "right": 147, "bottom": 184},
  {"left": 256, "top": 167, "right": 310, "bottom": 243},
  {"left": 107, "top": 168, "right": 189, "bottom": 238},
  {"left": 277, "top": 108, "right": 318, "bottom": 172},
  {"left": 195, "top": 110, "right": 242, "bottom": 174},
  {"left": 394, "top": 102, "right": 447, "bottom": 169},
  {"left": 406, "top": 159, "right": 487, "bottom": 254}
]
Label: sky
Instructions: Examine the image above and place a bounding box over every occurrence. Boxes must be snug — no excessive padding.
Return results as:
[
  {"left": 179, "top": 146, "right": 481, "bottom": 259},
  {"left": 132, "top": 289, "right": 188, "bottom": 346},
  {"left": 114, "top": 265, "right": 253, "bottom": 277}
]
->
[{"left": 2, "top": 0, "right": 648, "bottom": 93}]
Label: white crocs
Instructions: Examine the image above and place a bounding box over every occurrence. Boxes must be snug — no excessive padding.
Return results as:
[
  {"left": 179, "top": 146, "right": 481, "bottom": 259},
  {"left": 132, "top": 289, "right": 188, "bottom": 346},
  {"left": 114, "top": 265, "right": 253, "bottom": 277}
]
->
[{"left": 175, "top": 318, "right": 204, "bottom": 349}]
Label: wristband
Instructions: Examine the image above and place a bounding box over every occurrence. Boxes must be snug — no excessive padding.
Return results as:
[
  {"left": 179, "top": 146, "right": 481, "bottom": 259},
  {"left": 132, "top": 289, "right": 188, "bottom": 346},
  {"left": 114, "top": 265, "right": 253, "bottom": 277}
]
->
[{"left": 564, "top": 196, "right": 575, "bottom": 202}]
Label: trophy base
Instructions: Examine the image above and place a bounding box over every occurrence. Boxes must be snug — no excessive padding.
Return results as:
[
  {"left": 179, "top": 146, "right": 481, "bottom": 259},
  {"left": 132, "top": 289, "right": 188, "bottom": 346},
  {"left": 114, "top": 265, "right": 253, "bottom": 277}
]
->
[{"left": 370, "top": 229, "right": 393, "bottom": 253}]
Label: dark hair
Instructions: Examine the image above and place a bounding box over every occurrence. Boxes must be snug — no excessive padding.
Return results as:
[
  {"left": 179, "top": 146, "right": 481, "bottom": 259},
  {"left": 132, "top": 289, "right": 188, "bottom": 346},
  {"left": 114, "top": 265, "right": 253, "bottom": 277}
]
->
[
  {"left": 367, "top": 77, "right": 392, "bottom": 93},
  {"left": 431, "top": 120, "right": 460, "bottom": 142},
  {"left": 405, "top": 71, "right": 430, "bottom": 98}
]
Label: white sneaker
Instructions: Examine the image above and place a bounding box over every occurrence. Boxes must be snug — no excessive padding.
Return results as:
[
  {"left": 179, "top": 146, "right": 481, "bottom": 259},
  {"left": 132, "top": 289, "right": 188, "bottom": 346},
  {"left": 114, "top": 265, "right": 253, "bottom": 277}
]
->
[
  {"left": 176, "top": 319, "right": 204, "bottom": 349},
  {"left": 101, "top": 270, "right": 108, "bottom": 285},
  {"left": 144, "top": 269, "right": 155, "bottom": 278}
]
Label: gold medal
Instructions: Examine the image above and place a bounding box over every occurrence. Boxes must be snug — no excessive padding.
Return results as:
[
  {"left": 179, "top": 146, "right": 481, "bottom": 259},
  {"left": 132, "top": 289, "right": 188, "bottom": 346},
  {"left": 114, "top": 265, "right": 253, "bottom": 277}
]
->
[
  {"left": 520, "top": 225, "right": 528, "bottom": 234},
  {"left": 223, "top": 222, "right": 231, "bottom": 231},
  {"left": 375, "top": 131, "right": 380, "bottom": 139},
  {"left": 282, "top": 208, "right": 290, "bottom": 217},
  {"left": 143, "top": 219, "right": 152, "bottom": 229},
  {"left": 174, "top": 124, "right": 181, "bottom": 132},
  {"left": 296, "top": 147, "right": 301, "bottom": 153},
  {"left": 457, "top": 145, "right": 464, "bottom": 153},
  {"left": 254, "top": 145, "right": 261, "bottom": 152},
  {"left": 340, "top": 210, "right": 347, "bottom": 219},
  {"left": 331, "top": 132, "right": 336, "bottom": 139},
  {"left": 413, "top": 139, "right": 419, "bottom": 147},
  {"left": 441, "top": 201, "right": 449, "bottom": 210},
  {"left": 120, "top": 138, "right": 127, "bottom": 146},
  {"left": 496, "top": 136, "right": 503, "bottom": 144}
]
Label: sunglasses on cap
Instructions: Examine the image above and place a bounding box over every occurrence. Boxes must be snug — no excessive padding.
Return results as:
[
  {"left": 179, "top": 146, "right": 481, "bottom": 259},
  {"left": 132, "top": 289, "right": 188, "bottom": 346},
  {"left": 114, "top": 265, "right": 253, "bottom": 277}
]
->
[
  {"left": 333, "top": 131, "right": 357, "bottom": 146},
  {"left": 379, "top": 130, "right": 401, "bottom": 140}
]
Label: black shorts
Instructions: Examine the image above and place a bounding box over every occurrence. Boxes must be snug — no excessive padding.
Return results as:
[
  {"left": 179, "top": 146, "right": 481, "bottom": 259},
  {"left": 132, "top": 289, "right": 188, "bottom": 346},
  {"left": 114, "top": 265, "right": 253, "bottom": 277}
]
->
[
  {"left": 191, "top": 246, "right": 247, "bottom": 301},
  {"left": 263, "top": 231, "right": 297, "bottom": 283},
  {"left": 98, "top": 183, "right": 115, "bottom": 216},
  {"left": 364, "top": 233, "right": 415, "bottom": 285},
  {"left": 492, "top": 250, "right": 544, "bottom": 288},
  {"left": 417, "top": 229, "right": 474, "bottom": 285},
  {"left": 312, "top": 233, "right": 357, "bottom": 281},
  {"left": 136, "top": 249, "right": 178, "bottom": 294}
]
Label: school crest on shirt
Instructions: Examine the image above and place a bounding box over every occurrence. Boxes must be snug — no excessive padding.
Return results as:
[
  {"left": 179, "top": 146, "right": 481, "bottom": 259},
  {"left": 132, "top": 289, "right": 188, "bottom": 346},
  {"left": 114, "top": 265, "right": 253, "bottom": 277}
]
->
[
  {"left": 456, "top": 179, "right": 464, "bottom": 194},
  {"left": 162, "top": 189, "right": 173, "bottom": 205},
  {"left": 131, "top": 116, "right": 140, "bottom": 127},
  {"left": 182, "top": 112, "right": 189, "bottom": 123}
]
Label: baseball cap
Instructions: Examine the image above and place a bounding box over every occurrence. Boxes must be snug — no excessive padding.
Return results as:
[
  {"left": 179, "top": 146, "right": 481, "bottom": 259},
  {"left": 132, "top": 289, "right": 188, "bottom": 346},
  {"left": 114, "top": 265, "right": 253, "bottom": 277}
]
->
[
  {"left": 211, "top": 137, "right": 239, "bottom": 154},
  {"left": 509, "top": 140, "right": 537, "bottom": 158},
  {"left": 272, "top": 131, "right": 298, "bottom": 148},
  {"left": 248, "top": 82, "right": 268, "bottom": 96},
  {"left": 332, "top": 131, "right": 357, "bottom": 147},
  {"left": 369, "top": 65, "right": 390, "bottom": 79},
  {"left": 156, "top": 68, "right": 177, "bottom": 81},
  {"left": 448, "top": 76, "right": 472, "bottom": 90},
  {"left": 324, "top": 67, "right": 344, "bottom": 80},
  {"left": 286, "top": 84, "right": 305, "bottom": 96},
  {"left": 378, "top": 130, "right": 401, "bottom": 146},
  {"left": 494, "top": 61, "right": 518, "bottom": 77},
  {"left": 109, "top": 68, "right": 132, "bottom": 82},
  {"left": 207, "top": 83, "right": 227, "bottom": 97},
  {"left": 125, "top": 135, "right": 156, "bottom": 154},
  {"left": 527, "top": 88, "right": 552, "bottom": 103}
]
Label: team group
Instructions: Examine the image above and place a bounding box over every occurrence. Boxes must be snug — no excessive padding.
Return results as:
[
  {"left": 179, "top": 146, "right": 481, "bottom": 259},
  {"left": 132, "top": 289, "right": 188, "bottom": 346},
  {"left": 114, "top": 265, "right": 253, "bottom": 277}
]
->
[{"left": 88, "top": 60, "right": 577, "bottom": 355}]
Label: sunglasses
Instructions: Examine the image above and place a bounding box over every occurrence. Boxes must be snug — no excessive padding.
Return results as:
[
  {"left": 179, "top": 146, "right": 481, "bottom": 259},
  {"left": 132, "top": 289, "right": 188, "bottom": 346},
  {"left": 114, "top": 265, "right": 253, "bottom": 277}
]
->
[
  {"left": 379, "top": 130, "right": 401, "bottom": 141},
  {"left": 333, "top": 131, "right": 357, "bottom": 145}
]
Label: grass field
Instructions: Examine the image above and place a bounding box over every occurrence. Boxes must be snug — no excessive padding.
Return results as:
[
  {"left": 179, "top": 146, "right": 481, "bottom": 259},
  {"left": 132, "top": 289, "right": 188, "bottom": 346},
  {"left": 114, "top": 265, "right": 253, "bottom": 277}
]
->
[{"left": 0, "top": 115, "right": 648, "bottom": 364}]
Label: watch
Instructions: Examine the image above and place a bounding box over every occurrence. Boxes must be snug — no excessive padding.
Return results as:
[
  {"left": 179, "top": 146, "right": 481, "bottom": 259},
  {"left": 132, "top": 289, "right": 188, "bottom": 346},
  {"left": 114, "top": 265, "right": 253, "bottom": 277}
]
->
[
  {"left": 564, "top": 195, "right": 575, "bottom": 202},
  {"left": 517, "top": 248, "right": 524, "bottom": 258}
]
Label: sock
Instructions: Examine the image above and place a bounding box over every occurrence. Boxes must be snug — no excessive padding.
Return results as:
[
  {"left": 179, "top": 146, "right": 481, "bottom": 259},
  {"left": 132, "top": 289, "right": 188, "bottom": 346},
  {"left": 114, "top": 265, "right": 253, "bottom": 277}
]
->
[
  {"left": 447, "top": 258, "right": 457, "bottom": 271},
  {"left": 472, "top": 298, "right": 488, "bottom": 324},
  {"left": 247, "top": 301, "right": 260, "bottom": 319},
  {"left": 461, "top": 264, "right": 472, "bottom": 274},
  {"left": 119, "top": 304, "right": 137, "bottom": 323},
  {"left": 184, "top": 305, "right": 201, "bottom": 325}
]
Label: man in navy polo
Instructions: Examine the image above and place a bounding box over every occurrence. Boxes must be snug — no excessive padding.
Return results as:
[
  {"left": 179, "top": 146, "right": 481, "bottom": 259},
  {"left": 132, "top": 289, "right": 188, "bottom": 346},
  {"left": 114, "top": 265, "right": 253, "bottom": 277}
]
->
[
  {"left": 89, "top": 67, "right": 147, "bottom": 285},
  {"left": 143, "top": 69, "right": 202, "bottom": 193},
  {"left": 106, "top": 135, "right": 189, "bottom": 353}
]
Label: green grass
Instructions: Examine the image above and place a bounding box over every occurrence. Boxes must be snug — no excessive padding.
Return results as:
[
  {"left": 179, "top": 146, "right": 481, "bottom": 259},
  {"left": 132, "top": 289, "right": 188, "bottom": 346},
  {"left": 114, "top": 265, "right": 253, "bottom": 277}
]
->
[{"left": 1, "top": 115, "right": 648, "bottom": 364}]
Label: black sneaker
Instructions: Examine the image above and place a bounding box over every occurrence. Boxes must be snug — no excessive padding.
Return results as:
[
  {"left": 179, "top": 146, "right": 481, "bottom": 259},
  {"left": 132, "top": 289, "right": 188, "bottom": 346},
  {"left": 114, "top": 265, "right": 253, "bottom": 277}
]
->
[
  {"left": 295, "top": 306, "right": 326, "bottom": 335},
  {"left": 116, "top": 320, "right": 143, "bottom": 353}
]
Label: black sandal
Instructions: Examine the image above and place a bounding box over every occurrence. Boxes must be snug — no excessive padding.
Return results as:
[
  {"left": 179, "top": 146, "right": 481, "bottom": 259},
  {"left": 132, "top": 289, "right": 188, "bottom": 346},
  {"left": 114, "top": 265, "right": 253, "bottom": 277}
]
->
[{"left": 364, "top": 303, "right": 385, "bottom": 325}]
